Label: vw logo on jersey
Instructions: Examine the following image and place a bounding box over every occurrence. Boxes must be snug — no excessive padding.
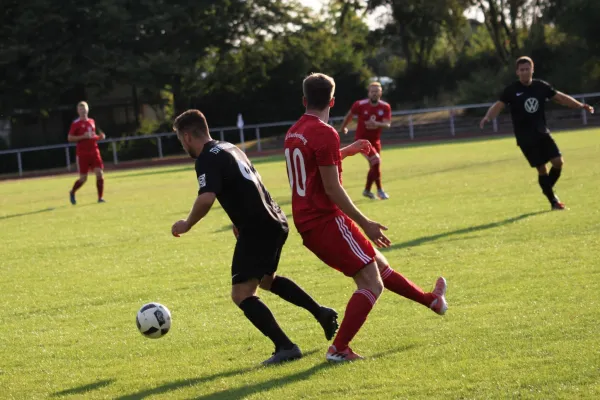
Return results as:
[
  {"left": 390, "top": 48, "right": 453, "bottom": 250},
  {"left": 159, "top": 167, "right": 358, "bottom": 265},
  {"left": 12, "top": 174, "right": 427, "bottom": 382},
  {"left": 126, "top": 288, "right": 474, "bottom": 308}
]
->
[
  {"left": 524, "top": 97, "right": 539, "bottom": 113},
  {"left": 378, "top": 110, "right": 384, "bottom": 116}
]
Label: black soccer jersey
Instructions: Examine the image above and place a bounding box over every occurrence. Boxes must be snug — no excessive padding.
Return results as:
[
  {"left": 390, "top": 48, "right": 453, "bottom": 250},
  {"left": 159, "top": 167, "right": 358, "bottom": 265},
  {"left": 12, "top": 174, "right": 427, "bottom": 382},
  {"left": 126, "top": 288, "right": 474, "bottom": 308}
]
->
[
  {"left": 499, "top": 79, "right": 557, "bottom": 145},
  {"left": 195, "top": 140, "right": 287, "bottom": 232}
]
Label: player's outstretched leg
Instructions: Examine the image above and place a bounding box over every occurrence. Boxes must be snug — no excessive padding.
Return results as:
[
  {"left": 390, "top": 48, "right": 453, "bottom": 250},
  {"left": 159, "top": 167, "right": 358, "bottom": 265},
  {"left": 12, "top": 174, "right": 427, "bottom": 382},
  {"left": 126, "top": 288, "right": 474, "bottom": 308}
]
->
[
  {"left": 375, "top": 251, "right": 447, "bottom": 315},
  {"left": 327, "top": 262, "right": 383, "bottom": 362},
  {"left": 69, "top": 175, "right": 87, "bottom": 205},
  {"left": 263, "top": 275, "right": 339, "bottom": 340},
  {"left": 233, "top": 281, "right": 301, "bottom": 365}
]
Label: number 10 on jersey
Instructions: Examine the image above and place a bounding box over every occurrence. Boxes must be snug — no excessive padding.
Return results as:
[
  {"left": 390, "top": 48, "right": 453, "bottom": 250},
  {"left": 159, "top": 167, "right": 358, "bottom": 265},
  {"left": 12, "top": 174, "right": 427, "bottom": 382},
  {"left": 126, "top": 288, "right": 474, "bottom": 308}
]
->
[{"left": 285, "top": 148, "right": 307, "bottom": 197}]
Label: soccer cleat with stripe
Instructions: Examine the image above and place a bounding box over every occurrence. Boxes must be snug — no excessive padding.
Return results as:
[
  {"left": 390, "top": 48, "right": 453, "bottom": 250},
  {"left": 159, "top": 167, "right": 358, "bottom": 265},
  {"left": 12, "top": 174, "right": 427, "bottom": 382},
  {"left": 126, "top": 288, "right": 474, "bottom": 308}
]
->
[
  {"left": 326, "top": 345, "right": 364, "bottom": 362},
  {"left": 429, "top": 277, "right": 448, "bottom": 315},
  {"left": 551, "top": 201, "right": 566, "bottom": 210}
]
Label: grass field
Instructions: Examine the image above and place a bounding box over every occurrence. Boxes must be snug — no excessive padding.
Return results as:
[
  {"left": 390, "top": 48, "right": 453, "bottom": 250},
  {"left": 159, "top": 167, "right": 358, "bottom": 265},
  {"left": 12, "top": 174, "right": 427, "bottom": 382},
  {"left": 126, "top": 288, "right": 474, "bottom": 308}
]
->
[{"left": 1, "top": 130, "right": 599, "bottom": 399}]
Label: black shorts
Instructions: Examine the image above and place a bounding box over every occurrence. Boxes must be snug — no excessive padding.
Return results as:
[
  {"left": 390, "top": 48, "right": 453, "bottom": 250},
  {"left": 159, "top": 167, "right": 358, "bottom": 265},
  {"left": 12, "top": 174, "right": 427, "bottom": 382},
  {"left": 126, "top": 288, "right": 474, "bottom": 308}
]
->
[
  {"left": 518, "top": 135, "right": 561, "bottom": 167},
  {"left": 231, "top": 226, "right": 288, "bottom": 285}
]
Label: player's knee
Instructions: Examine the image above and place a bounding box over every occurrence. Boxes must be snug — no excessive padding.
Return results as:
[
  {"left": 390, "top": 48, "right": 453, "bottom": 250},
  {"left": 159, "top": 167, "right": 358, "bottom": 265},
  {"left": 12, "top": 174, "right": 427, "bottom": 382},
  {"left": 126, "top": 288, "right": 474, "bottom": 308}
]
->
[
  {"left": 259, "top": 274, "right": 275, "bottom": 291},
  {"left": 355, "top": 263, "right": 384, "bottom": 298},
  {"left": 79, "top": 175, "right": 88, "bottom": 183},
  {"left": 552, "top": 158, "right": 564, "bottom": 168},
  {"left": 370, "top": 278, "right": 384, "bottom": 298},
  {"left": 231, "top": 291, "right": 250, "bottom": 306},
  {"left": 374, "top": 251, "right": 388, "bottom": 272},
  {"left": 231, "top": 281, "right": 259, "bottom": 305}
]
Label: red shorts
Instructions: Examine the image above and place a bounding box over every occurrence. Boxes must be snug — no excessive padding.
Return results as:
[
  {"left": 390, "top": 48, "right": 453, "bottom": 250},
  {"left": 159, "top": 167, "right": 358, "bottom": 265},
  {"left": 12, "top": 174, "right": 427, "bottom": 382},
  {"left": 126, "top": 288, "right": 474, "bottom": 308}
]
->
[
  {"left": 77, "top": 152, "right": 104, "bottom": 174},
  {"left": 355, "top": 135, "right": 382, "bottom": 155},
  {"left": 369, "top": 140, "right": 382, "bottom": 155},
  {"left": 301, "top": 214, "right": 376, "bottom": 277},
  {"left": 363, "top": 142, "right": 381, "bottom": 165}
]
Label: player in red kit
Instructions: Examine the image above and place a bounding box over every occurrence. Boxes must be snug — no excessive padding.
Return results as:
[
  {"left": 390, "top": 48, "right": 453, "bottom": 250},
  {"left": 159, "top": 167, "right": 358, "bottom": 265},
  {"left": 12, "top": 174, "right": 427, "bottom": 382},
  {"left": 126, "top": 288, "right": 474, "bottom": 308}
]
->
[
  {"left": 339, "top": 82, "right": 392, "bottom": 200},
  {"left": 67, "top": 101, "right": 106, "bottom": 204},
  {"left": 285, "top": 73, "right": 447, "bottom": 362}
]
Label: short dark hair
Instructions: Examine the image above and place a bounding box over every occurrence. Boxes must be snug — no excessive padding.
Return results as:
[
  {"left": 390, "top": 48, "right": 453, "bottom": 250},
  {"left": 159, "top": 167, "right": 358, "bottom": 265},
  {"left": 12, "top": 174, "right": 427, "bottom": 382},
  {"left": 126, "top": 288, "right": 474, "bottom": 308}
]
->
[
  {"left": 516, "top": 56, "right": 534, "bottom": 69},
  {"left": 173, "top": 109, "right": 209, "bottom": 138},
  {"left": 303, "top": 73, "right": 335, "bottom": 110}
]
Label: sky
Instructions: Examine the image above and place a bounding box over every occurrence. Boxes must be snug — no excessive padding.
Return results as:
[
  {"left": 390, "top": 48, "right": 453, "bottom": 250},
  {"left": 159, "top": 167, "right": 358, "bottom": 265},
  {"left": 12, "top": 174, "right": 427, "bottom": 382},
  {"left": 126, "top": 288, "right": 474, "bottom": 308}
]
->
[
  {"left": 298, "top": 0, "right": 390, "bottom": 29},
  {"left": 298, "top": 0, "right": 483, "bottom": 28}
]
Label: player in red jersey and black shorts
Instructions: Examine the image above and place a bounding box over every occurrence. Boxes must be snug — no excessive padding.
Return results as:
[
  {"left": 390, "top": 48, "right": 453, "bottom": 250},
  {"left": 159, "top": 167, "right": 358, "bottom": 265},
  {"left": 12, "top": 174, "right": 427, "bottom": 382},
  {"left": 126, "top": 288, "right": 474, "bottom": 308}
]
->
[
  {"left": 339, "top": 82, "right": 392, "bottom": 200},
  {"left": 67, "top": 101, "right": 106, "bottom": 204},
  {"left": 285, "top": 73, "right": 448, "bottom": 362}
]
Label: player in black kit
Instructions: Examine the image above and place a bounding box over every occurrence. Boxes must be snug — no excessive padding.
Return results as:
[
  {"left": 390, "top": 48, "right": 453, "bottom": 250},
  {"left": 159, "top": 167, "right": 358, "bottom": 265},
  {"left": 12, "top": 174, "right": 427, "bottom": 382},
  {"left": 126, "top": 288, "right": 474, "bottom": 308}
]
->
[
  {"left": 170, "top": 110, "right": 338, "bottom": 365},
  {"left": 480, "top": 56, "right": 594, "bottom": 210}
]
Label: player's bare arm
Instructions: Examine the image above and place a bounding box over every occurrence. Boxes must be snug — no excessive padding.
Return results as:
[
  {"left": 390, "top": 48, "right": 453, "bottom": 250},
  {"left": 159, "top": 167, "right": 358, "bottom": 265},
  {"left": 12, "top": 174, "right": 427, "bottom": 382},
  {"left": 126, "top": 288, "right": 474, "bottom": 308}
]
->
[
  {"left": 480, "top": 101, "right": 506, "bottom": 128},
  {"left": 340, "top": 139, "right": 372, "bottom": 159},
  {"left": 319, "top": 165, "right": 390, "bottom": 248},
  {"left": 552, "top": 92, "right": 595, "bottom": 114},
  {"left": 339, "top": 110, "right": 354, "bottom": 135},
  {"left": 172, "top": 192, "right": 216, "bottom": 237}
]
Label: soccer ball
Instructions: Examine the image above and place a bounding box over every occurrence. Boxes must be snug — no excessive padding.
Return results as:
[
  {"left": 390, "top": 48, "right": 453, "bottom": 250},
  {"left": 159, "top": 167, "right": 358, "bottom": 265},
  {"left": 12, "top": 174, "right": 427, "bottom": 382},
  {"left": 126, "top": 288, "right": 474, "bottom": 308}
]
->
[{"left": 136, "top": 303, "right": 171, "bottom": 339}]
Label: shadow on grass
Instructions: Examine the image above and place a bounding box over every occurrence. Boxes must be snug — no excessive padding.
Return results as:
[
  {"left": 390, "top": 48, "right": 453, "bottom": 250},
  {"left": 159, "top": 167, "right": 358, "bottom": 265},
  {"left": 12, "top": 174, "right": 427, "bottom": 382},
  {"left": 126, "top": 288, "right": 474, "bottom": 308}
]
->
[
  {"left": 0, "top": 207, "right": 59, "bottom": 220},
  {"left": 190, "top": 361, "right": 334, "bottom": 400},
  {"left": 117, "top": 350, "right": 320, "bottom": 400},
  {"left": 189, "top": 344, "right": 415, "bottom": 400},
  {"left": 51, "top": 379, "right": 115, "bottom": 397},
  {"left": 0, "top": 203, "right": 99, "bottom": 220},
  {"left": 387, "top": 211, "right": 548, "bottom": 250},
  {"left": 115, "top": 366, "right": 256, "bottom": 400}
]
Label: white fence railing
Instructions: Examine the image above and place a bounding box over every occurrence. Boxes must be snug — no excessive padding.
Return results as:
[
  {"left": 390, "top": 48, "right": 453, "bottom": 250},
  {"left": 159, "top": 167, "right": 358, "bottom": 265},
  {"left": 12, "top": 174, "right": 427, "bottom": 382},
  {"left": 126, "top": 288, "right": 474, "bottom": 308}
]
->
[{"left": 1, "top": 93, "right": 599, "bottom": 177}]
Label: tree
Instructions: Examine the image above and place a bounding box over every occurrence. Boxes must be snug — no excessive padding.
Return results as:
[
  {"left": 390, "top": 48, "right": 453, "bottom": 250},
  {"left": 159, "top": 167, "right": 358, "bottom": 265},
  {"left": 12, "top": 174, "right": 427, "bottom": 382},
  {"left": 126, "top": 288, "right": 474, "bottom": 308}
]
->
[{"left": 469, "top": 0, "right": 554, "bottom": 64}]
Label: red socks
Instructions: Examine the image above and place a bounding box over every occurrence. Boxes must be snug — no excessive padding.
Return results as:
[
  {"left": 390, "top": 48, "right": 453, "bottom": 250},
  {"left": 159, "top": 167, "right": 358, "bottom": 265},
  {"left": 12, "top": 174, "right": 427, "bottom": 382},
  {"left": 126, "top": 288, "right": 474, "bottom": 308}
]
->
[
  {"left": 365, "top": 168, "right": 375, "bottom": 192},
  {"left": 71, "top": 178, "right": 104, "bottom": 200},
  {"left": 71, "top": 179, "right": 84, "bottom": 194},
  {"left": 96, "top": 178, "right": 104, "bottom": 200},
  {"left": 373, "top": 163, "right": 382, "bottom": 191},
  {"left": 332, "top": 289, "right": 378, "bottom": 351},
  {"left": 380, "top": 266, "right": 434, "bottom": 307},
  {"left": 366, "top": 164, "right": 382, "bottom": 192}
]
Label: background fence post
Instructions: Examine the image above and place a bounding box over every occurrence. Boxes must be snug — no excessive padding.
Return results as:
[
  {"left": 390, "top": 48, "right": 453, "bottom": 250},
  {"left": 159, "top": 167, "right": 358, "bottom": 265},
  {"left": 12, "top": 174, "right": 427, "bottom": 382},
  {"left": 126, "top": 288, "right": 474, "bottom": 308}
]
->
[{"left": 112, "top": 141, "right": 118, "bottom": 165}]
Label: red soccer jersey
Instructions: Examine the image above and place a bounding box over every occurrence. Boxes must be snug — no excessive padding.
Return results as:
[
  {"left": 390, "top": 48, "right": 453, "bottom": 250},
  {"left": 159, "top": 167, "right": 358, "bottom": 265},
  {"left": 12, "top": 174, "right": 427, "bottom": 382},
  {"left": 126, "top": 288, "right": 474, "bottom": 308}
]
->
[
  {"left": 284, "top": 114, "right": 344, "bottom": 233},
  {"left": 351, "top": 99, "right": 392, "bottom": 143},
  {"left": 68, "top": 118, "right": 99, "bottom": 155}
]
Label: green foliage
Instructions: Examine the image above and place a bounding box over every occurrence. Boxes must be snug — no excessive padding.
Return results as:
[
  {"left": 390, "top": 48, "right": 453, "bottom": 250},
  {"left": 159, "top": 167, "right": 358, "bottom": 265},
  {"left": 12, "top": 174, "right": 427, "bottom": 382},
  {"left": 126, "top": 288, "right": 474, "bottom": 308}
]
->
[
  {"left": 1, "top": 0, "right": 599, "bottom": 147},
  {"left": 192, "top": 6, "right": 374, "bottom": 126}
]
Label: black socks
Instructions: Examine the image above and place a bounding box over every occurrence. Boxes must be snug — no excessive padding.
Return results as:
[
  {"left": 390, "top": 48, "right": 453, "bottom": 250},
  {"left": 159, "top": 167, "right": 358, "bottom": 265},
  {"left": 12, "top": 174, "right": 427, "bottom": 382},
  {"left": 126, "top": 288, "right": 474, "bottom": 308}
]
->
[
  {"left": 549, "top": 167, "right": 562, "bottom": 187},
  {"left": 238, "top": 296, "right": 294, "bottom": 351},
  {"left": 270, "top": 276, "right": 322, "bottom": 318},
  {"left": 538, "top": 175, "right": 556, "bottom": 204}
]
